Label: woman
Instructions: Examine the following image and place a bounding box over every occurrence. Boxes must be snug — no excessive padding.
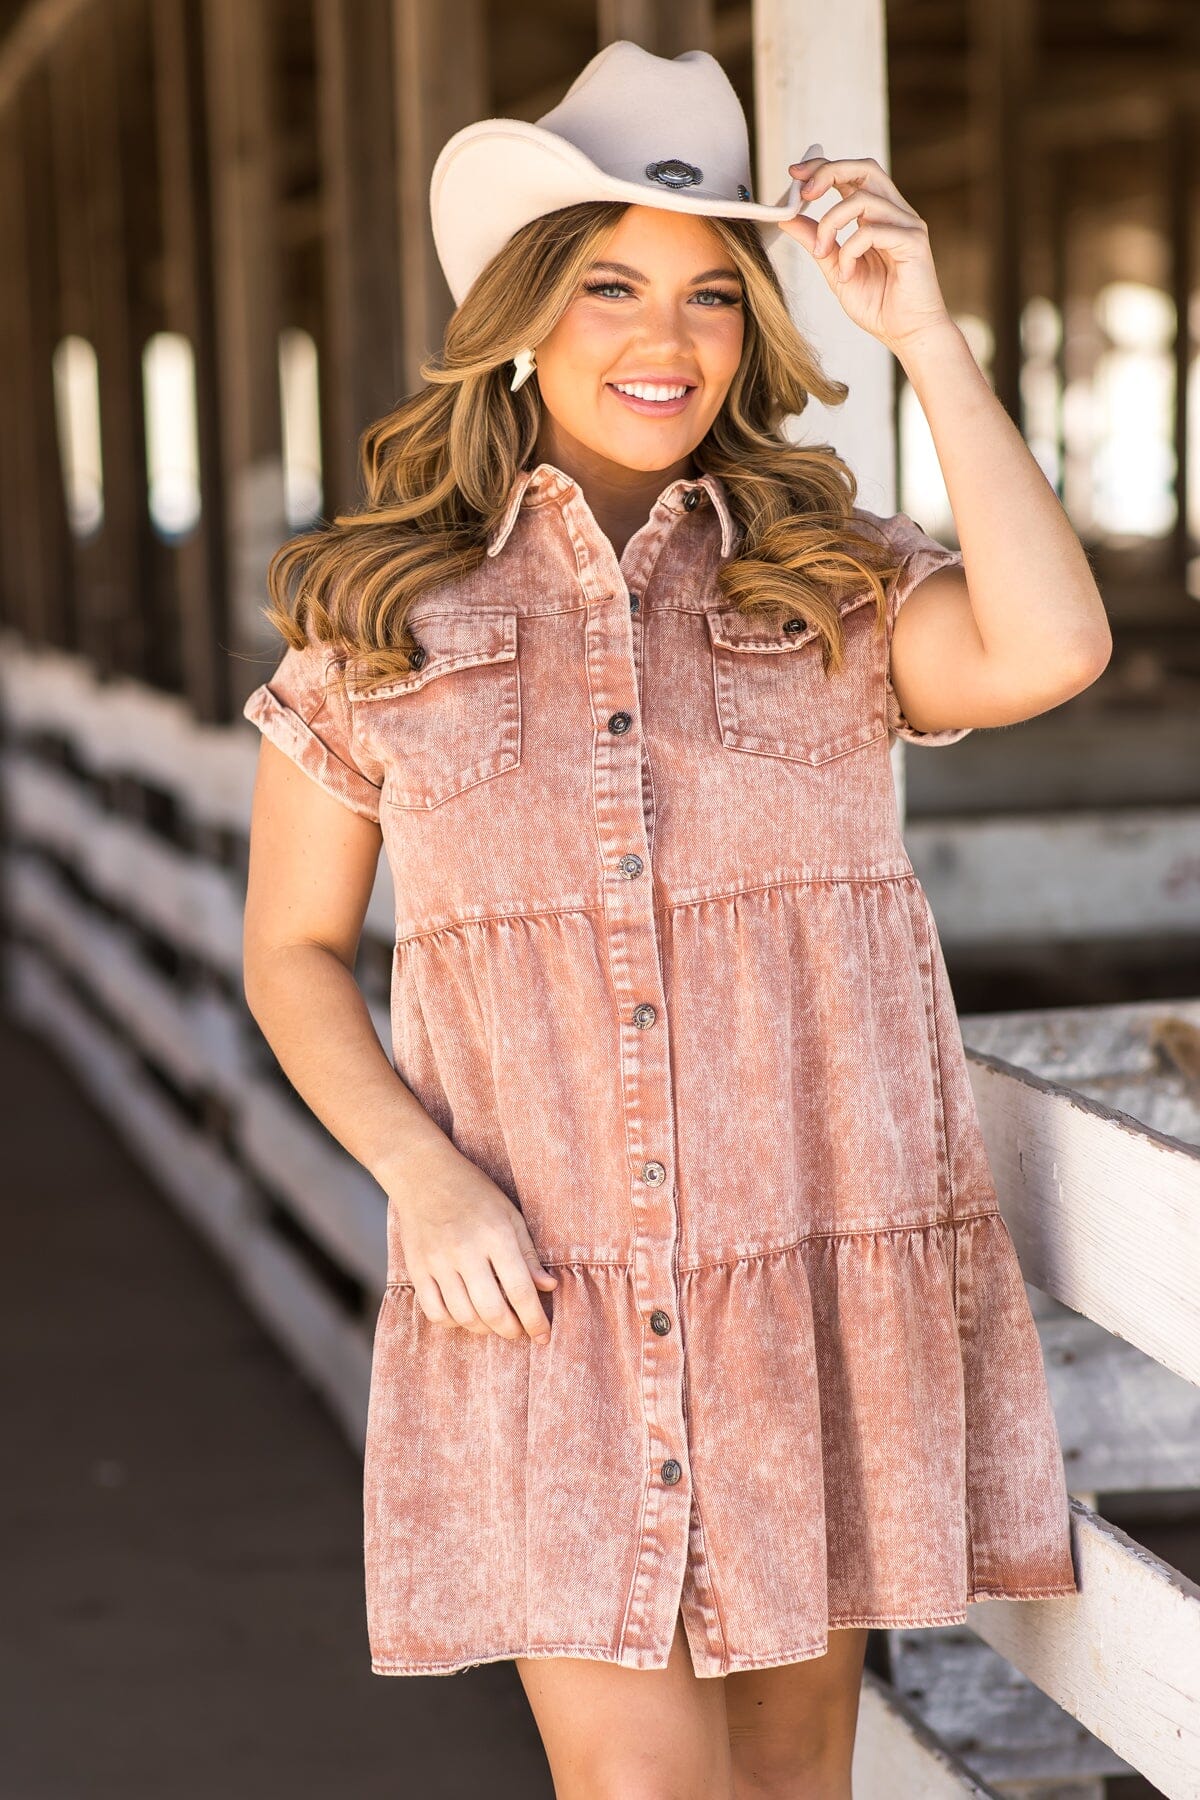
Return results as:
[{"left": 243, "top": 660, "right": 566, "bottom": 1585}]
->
[{"left": 241, "top": 40, "right": 1107, "bottom": 1800}]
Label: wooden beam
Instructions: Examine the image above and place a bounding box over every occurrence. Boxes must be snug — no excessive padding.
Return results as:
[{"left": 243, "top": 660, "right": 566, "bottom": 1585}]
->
[
  {"left": 853, "top": 1668, "right": 1008, "bottom": 1796},
  {"left": 906, "top": 806, "right": 1200, "bottom": 945},
  {"left": 45, "top": 21, "right": 95, "bottom": 652},
  {"left": 0, "top": 73, "right": 72, "bottom": 646},
  {"left": 152, "top": 0, "right": 230, "bottom": 723},
  {"left": 0, "top": 0, "right": 89, "bottom": 113},
  {"left": 314, "top": 0, "right": 405, "bottom": 512},
  {"left": 47, "top": 9, "right": 156, "bottom": 679},
  {"left": 1166, "top": 103, "right": 1194, "bottom": 576},
  {"left": 203, "top": 0, "right": 288, "bottom": 676},
  {"left": 0, "top": 83, "right": 73, "bottom": 646},
  {"left": 393, "top": 0, "right": 487, "bottom": 387},
  {"left": 968, "top": 0, "right": 1033, "bottom": 428},
  {"left": 968, "top": 1049, "right": 1200, "bottom": 1386},
  {"left": 596, "top": 0, "right": 715, "bottom": 57},
  {"left": 0, "top": 112, "right": 34, "bottom": 636},
  {"left": 75, "top": 0, "right": 161, "bottom": 681},
  {"left": 969, "top": 1500, "right": 1200, "bottom": 1798}
]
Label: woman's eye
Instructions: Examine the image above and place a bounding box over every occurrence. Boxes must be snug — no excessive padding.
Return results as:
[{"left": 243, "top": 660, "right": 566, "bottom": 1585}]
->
[{"left": 581, "top": 281, "right": 741, "bottom": 306}]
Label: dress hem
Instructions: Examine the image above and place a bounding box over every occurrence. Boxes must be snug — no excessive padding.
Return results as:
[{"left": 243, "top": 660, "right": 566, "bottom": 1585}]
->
[{"left": 368, "top": 1583, "right": 1081, "bottom": 1678}]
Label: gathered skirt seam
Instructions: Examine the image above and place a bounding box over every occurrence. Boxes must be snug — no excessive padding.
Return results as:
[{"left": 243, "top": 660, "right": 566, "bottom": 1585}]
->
[{"left": 676, "top": 1211, "right": 1002, "bottom": 1274}]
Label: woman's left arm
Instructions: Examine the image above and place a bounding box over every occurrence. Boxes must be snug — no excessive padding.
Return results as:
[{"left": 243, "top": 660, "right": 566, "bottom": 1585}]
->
[
  {"left": 885, "top": 317, "right": 1112, "bottom": 734},
  {"left": 781, "top": 148, "right": 1114, "bottom": 737}
]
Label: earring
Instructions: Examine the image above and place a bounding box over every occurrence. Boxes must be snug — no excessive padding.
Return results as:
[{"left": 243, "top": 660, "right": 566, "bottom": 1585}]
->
[{"left": 510, "top": 347, "right": 537, "bottom": 392}]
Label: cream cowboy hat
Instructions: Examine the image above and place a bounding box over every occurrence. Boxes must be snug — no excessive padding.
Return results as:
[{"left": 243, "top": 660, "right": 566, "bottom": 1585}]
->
[{"left": 429, "top": 39, "right": 804, "bottom": 309}]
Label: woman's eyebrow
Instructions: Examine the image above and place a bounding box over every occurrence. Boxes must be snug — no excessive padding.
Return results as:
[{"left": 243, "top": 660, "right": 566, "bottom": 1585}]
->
[{"left": 586, "top": 260, "right": 740, "bottom": 284}]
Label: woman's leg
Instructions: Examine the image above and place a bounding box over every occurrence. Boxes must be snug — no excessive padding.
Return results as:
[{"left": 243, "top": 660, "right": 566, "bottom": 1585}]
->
[
  {"left": 723, "top": 1627, "right": 870, "bottom": 1800},
  {"left": 515, "top": 1607, "right": 735, "bottom": 1800}
]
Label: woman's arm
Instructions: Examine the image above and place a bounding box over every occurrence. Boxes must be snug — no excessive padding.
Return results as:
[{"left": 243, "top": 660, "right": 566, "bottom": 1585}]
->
[
  {"left": 885, "top": 317, "right": 1113, "bottom": 737},
  {"left": 242, "top": 740, "right": 556, "bottom": 1343},
  {"left": 242, "top": 739, "right": 449, "bottom": 1183},
  {"left": 781, "top": 151, "right": 1113, "bottom": 737}
]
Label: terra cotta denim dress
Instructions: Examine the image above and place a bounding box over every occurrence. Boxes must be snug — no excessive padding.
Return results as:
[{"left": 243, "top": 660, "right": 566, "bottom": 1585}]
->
[{"left": 241, "top": 460, "right": 1080, "bottom": 1679}]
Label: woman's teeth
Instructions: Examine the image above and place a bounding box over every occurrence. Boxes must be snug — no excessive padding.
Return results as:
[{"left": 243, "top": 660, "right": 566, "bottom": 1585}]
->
[{"left": 611, "top": 382, "right": 691, "bottom": 402}]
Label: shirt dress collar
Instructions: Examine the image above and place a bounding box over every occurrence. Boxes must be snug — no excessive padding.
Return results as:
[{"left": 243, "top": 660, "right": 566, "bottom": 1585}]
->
[{"left": 486, "top": 461, "right": 741, "bottom": 561}]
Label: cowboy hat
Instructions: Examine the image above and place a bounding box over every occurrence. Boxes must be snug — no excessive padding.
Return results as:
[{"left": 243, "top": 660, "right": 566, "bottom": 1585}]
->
[{"left": 429, "top": 39, "right": 803, "bottom": 307}]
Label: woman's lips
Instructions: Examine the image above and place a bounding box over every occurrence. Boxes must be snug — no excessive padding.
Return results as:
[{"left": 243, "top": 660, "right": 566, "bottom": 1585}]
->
[{"left": 605, "top": 384, "right": 695, "bottom": 417}]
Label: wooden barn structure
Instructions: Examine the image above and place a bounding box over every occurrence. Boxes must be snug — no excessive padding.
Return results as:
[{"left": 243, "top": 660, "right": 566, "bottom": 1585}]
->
[{"left": 0, "top": 1, "right": 1198, "bottom": 1793}]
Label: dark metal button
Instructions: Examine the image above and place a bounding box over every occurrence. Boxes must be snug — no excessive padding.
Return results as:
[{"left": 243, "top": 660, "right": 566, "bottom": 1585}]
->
[
  {"left": 650, "top": 1310, "right": 672, "bottom": 1335},
  {"left": 408, "top": 644, "right": 427, "bottom": 668},
  {"left": 608, "top": 711, "right": 633, "bottom": 734},
  {"left": 618, "top": 853, "right": 644, "bottom": 878},
  {"left": 783, "top": 616, "right": 807, "bottom": 635},
  {"left": 632, "top": 1003, "right": 657, "bottom": 1029},
  {"left": 683, "top": 488, "right": 702, "bottom": 511},
  {"left": 642, "top": 1161, "right": 667, "bottom": 1185},
  {"left": 629, "top": 591, "right": 640, "bottom": 611},
  {"left": 660, "top": 1459, "right": 683, "bottom": 1485}
]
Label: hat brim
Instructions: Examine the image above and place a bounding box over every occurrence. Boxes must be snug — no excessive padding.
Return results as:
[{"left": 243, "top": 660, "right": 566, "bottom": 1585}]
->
[{"left": 431, "top": 118, "right": 802, "bottom": 305}]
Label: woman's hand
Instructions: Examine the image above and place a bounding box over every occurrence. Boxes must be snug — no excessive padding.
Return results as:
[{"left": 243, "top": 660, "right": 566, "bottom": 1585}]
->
[
  {"left": 776, "top": 143, "right": 953, "bottom": 354},
  {"left": 390, "top": 1142, "right": 558, "bottom": 1346}
]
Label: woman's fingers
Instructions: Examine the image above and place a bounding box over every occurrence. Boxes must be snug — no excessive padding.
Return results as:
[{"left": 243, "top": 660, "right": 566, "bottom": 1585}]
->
[
  {"left": 401, "top": 1179, "right": 558, "bottom": 1345},
  {"left": 436, "top": 1264, "right": 493, "bottom": 1333},
  {"left": 464, "top": 1258, "right": 534, "bottom": 1340},
  {"left": 790, "top": 153, "right": 916, "bottom": 218},
  {"left": 414, "top": 1273, "right": 454, "bottom": 1328},
  {"left": 810, "top": 192, "right": 918, "bottom": 258},
  {"left": 423, "top": 1244, "right": 555, "bottom": 1345},
  {"left": 490, "top": 1241, "right": 556, "bottom": 1346}
]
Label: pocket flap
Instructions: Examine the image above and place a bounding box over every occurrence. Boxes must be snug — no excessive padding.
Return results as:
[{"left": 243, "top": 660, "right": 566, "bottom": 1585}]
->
[
  {"left": 347, "top": 610, "right": 517, "bottom": 700},
  {"left": 705, "top": 592, "right": 873, "bottom": 655}
]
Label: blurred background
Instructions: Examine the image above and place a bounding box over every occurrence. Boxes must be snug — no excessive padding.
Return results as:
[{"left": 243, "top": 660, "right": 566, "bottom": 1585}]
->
[{"left": 1, "top": 2, "right": 1198, "bottom": 1796}]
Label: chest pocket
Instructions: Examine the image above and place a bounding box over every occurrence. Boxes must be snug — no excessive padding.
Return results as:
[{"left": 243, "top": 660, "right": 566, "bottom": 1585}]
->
[
  {"left": 705, "top": 593, "right": 885, "bottom": 766},
  {"left": 347, "top": 609, "right": 521, "bottom": 810}
]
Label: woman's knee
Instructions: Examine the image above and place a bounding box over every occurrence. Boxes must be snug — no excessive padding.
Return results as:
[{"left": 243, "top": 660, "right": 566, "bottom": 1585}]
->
[
  {"left": 727, "top": 1726, "right": 854, "bottom": 1799},
  {"left": 724, "top": 1627, "right": 869, "bottom": 1798}
]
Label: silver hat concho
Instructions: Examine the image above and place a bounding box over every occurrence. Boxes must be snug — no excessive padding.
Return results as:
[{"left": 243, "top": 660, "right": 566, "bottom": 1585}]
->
[{"left": 645, "top": 158, "right": 703, "bottom": 189}]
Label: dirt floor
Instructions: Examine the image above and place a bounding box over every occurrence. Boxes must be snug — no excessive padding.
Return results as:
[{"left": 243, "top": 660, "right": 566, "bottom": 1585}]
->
[{"left": 0, "top": 1014, "right": 556, "bottom": 1799}]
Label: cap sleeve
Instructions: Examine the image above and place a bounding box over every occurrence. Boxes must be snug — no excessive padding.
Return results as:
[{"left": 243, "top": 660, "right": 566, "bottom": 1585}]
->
[
  {"left": 877, "top": 510, "right": 973, "bottom": 748},
  {"left": 242, "top": 623, "right": 383, "bottom": 822}
]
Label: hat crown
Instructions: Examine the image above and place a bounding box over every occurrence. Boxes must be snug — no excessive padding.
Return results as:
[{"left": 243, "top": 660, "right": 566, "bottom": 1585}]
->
[
  {"left": 429, "top": 40, "right": 800, "bottom": 306},
  {"left": 534, "top": 42, "right": 753, "bottom": 203}
]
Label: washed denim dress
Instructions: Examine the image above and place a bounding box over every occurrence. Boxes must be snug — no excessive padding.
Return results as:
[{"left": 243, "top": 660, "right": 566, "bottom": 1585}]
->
[{"left": 242, "top": 461, "right": 1079, "bottom": 1679}]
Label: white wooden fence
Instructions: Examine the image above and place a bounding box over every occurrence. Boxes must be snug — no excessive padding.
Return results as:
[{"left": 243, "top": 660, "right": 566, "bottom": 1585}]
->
[{"left": 3, "top": 630, "right": 1199, "bottom": 1798}]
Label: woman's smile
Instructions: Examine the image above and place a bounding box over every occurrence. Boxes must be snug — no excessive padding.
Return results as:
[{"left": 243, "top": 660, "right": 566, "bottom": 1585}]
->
[{"left": 604, "top": 380, "right": 697, "bottom": 417}]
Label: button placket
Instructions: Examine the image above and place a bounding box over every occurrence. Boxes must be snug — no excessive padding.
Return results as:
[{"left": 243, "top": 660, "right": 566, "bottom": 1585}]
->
[{"left": 562, "top": 486, "right": 693, "bottom": 1663}]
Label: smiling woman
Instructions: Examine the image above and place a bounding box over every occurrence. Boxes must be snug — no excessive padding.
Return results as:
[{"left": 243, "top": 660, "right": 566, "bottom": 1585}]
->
[
  {"left": 240, "top": 34, "right": 1091, "bottom": 1800},
  {"left": 522, "top": 212, "right": 749, "bottom": 550},
  {"left": 254, "top": 191, "right": 909, "bottom": 697}
]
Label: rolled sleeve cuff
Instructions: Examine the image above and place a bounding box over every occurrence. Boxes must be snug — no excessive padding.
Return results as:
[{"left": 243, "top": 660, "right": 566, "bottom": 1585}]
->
[
  {"left": 243, "top": 683, "right": 383, "bottom": 822},
  {"left": 886, "top": 542, "right": 974, "bottom": 748}
]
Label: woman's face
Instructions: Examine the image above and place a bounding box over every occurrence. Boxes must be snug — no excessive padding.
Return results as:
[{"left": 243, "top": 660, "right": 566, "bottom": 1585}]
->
[{"left": 531, "top": 205, "right": 745, "bottom": 475}]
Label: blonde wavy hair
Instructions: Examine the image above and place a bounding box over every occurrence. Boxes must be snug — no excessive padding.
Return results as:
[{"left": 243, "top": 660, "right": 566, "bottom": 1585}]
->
[{"left": 261, "top": 200, "right": 907, "bottom": 693}]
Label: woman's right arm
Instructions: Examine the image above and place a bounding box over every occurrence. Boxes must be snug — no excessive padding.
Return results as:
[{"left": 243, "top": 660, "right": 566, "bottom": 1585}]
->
[{"left": 242, "top": 737, "right": 556, "bottom": 1345}]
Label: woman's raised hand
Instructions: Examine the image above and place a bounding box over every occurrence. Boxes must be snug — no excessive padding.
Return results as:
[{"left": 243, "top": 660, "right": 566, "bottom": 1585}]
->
[{"left": 776, "top": 144, "right": 954, "bottom": 355}]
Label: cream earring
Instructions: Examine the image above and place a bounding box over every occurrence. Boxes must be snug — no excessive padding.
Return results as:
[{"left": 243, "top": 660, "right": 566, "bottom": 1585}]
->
[{"left": 510, "top": 347, "right": 537, "bottom": 392}]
